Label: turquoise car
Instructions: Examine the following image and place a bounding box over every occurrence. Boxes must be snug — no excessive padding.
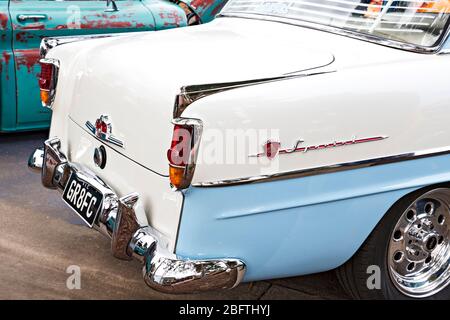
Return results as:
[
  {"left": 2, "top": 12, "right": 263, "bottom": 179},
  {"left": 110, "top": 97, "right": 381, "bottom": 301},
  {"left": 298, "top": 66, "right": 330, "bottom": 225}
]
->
[{"left": 0, "top": 0, "right": 226, "bottom": 132}]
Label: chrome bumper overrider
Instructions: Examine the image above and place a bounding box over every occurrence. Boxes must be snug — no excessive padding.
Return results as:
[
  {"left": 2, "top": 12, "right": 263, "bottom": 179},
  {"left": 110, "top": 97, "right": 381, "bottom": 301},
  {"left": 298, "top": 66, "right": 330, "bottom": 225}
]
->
[{"left": 28, "top": 138, "right": 245, "bottom": 293}]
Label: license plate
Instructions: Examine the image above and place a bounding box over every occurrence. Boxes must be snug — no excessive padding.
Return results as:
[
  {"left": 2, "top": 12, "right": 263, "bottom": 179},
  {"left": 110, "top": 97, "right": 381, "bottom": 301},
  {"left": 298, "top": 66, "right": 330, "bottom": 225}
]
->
[{"left": 62, "top": 173, "right": 103, "bottom": 227}]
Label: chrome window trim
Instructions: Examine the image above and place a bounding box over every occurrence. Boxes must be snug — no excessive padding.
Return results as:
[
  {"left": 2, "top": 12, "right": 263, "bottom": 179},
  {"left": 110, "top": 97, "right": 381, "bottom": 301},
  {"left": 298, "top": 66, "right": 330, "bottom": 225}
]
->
[
  {"left": 217, "top": 12, "right": 450, "bottom": 54},
  {"left": 193, "top": 146, "right": 450, "bottom": 187}
]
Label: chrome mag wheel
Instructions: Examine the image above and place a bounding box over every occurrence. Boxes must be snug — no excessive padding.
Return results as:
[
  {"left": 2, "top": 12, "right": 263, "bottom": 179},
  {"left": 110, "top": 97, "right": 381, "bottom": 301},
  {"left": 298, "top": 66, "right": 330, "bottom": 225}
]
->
[{"left": 388, "top": 188, "right": 450, "bottom": 298}]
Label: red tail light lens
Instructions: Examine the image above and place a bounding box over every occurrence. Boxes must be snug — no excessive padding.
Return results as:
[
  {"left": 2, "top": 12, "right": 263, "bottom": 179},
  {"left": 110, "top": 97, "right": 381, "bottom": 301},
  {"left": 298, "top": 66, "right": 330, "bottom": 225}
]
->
[
  {"left": 418, "top": 1, "right": 450, "bottom": 13},
  {"left": 39, "top": 58, "right": 59, "bottom": 108},
  {"left": 168, "top": 125, "right": 193, "bottom": 167},
  {"left": 167, "top": 119, "right": 202, "bottom": 190},
  {"left": 39, "top": 62, "right": 54, "bottom": 91}
]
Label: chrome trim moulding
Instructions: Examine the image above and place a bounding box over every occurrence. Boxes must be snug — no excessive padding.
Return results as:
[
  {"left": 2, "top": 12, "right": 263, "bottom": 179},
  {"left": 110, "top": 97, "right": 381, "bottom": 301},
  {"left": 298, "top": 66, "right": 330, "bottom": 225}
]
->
[
  {"left": 193, "top": 146, "right": 450, "bottom": 187},
  {"left": 40, "top": 33, "right": 129, "bottom": 58},
  {"left": 28, "top": 138, "right": 246, "bottom": 293},
  {"left": 173, "top": 67, "right": 335, "bottom": 118},
  {"left": 217, "top": 13, "right": 450, "bottom": 55}
]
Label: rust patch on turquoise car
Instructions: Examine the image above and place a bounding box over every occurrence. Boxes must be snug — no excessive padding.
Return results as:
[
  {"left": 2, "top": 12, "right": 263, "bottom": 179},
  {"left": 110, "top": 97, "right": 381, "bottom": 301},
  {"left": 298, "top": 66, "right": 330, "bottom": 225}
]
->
[
  {"left": 81, "top": 19, "right": 133, "bottom": 29},
  {"left": 14, "top": 49, "right": 40, "bottom": 73},
  {"left": 16, "top": 31, "right": 34, "bottom": 43},
  {"left": 0, "top": 52, "right": 12, "bottom": 80},
  {"left": 52, "top": 13, "right": 152, "bottom": 30},
  {"left": 159, "top": 8, "right": 185, "bottom": 27},
  {"left": 0, "top": 12, "right": 8, "bottom": 29},
  {"left": 16, "top": 23, "right": 45, "bottom": 30},
  {"left": 189, "top": 0, "right": 227, "bottom": 21},
  {"left": 0, "top": 11, "right": 10, "bottom": 79}
]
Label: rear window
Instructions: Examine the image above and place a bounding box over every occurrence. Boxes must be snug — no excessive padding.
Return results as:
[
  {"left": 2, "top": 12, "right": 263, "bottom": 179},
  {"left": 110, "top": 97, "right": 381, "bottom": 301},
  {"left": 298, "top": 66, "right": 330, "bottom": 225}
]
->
[{"left": 221, "top": 0, "right": 450, "bottom": 47}]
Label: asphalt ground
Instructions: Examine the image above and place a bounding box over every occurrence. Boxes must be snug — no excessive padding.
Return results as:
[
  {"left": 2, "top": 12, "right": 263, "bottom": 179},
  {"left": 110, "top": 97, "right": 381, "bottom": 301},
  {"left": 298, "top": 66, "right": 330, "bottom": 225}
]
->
[{"left": 0, "top": 131, "right": 350, "bottom": 300}]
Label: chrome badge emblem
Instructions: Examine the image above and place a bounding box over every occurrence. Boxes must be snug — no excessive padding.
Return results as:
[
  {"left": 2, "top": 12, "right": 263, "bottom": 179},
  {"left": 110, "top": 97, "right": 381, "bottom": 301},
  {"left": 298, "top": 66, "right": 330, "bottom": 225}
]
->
[
  {"left": 262, "top": 140, "right": 281, "bottom": 160},
  {"left": 250, "top": 136, "right": 388, "bottom": 160},
  {"left": 86, "top": 115, "right": 124, "bottom": 148}
]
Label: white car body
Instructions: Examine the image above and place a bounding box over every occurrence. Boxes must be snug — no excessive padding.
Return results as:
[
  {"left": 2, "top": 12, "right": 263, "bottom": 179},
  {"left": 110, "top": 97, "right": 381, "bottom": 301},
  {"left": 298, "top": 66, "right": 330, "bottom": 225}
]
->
[
  {"left": 30, "top": 1, "right": 450, "bottom": 296},
  {"left": 46, "top": 16, "right": 450, "bottom": 241}
]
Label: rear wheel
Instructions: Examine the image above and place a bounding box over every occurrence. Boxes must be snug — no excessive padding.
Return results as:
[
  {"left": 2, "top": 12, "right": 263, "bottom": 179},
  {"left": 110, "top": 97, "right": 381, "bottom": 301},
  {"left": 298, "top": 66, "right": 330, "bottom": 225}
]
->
[{"left": 337, "top": 187, "right": 450, "bottom": 300}]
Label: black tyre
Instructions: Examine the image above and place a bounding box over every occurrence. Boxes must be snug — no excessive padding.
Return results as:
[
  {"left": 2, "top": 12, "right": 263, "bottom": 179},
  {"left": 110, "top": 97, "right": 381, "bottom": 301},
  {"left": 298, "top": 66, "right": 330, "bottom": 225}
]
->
[{"left": 337, "top": 186, "right": 450, "bottom": 300}]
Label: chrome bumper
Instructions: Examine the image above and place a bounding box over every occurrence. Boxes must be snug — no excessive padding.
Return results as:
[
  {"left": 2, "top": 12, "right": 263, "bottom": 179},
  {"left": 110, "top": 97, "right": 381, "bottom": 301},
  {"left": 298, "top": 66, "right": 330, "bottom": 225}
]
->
[{"left": 28, "top": 138, "right": 245, "bottom": 293}]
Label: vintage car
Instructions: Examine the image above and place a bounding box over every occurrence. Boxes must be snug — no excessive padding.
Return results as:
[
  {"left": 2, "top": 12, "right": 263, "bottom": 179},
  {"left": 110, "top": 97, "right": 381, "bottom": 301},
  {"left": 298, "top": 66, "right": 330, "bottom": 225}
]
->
[
  {"left": 0, "top": 0, "right": 226, "bottom": 133},
  {"left": 28, "top": 0, "right": 450, "bottom": 299}
]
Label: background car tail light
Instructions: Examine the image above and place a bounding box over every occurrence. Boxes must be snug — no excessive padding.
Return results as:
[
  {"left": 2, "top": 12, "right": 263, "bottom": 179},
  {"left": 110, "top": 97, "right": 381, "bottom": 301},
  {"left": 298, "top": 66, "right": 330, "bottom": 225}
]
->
[
  {"left": 167, "top": 118, "right": 202, "bottom": 189},
  {"left": 39, "top": 58, "right": 60, "bottom": 108},
  {"left": 418, "top": 0, "right": 450, "bottom": 13}
]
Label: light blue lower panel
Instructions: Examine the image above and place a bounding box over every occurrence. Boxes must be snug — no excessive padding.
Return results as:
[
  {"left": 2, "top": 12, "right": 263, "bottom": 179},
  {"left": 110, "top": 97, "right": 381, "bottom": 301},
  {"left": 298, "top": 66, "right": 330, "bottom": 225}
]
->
[{"left": 176, "top": 154, "right": 450, "bottom": 282}]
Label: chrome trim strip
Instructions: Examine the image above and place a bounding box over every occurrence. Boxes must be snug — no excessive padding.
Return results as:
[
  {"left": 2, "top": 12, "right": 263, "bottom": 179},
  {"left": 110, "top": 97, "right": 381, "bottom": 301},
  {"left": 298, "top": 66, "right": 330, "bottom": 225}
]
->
[
  {"left": 173, "top": 67, "right": 336, "bottom": 118},
  {"left": 40, "top": 33, "right": 128, "bottom": 58},
  {"left": 85, "top": 121, "right": 96, "bottom": 133},
  {"left": 193, "top": 146, "right": 450, "bottom": 187},
  {"left": 217, "top": 13, "right": 450, "bottom": 54},
  {"left": 249, "top": 135, "right": 388, "bottom": 158}
]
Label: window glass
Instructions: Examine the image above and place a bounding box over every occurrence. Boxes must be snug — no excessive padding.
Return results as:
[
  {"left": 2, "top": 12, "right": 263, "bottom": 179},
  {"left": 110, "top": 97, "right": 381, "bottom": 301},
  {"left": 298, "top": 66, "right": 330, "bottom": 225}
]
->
[{"left": 222, "top": 0, "right": 450, "bottom": 47}]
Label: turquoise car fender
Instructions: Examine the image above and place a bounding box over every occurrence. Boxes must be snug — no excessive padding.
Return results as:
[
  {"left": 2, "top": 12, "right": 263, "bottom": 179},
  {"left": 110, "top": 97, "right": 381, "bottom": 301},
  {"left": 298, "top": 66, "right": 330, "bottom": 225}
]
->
[
  {"left": 0, "top": 0, "right": 189, "bottom": 133},
  {"left": 0, "top": 4, "right": 17, "bottom": 132},
  {"left": 141, "top": 0, "right": 188, "bottom": 29},
  {"left": 171, "top": 0, "right": 228, "bottom": 24}
]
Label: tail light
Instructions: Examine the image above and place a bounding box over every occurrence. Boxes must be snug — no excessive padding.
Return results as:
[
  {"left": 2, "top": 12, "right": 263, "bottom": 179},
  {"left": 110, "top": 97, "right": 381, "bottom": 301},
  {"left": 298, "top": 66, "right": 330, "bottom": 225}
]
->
[
  {"left": 167, "top": 118, "right": 202, "bottom": 190},
  {"left": 418, "top": 1, "right": 450, "bottom": 13},
  {"left": 39, "top": 58, "right": 60, "bottom": 108},
  {"left": 365, "top": 0, "right": 382, "bottom": 17},
  {"left": 418, "top": 2, "right": 434, "bottom": 13}
]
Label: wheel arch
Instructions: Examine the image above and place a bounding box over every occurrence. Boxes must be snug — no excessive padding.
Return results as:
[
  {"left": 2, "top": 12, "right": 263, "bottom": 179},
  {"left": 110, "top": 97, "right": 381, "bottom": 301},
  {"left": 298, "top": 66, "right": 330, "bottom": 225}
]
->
[{"left": 338, "top": 181, "right": 450, "bottom": 269}]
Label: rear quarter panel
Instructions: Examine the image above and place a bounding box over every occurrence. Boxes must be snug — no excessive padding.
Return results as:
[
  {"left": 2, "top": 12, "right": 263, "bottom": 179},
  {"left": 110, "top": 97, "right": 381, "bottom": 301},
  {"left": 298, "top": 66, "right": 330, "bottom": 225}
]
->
[
  {"left": 177, "top": 50, "right": 450, "bottom": 280},
  {"left": 183, "top": 54, "right": 450, "bottom": 185}
]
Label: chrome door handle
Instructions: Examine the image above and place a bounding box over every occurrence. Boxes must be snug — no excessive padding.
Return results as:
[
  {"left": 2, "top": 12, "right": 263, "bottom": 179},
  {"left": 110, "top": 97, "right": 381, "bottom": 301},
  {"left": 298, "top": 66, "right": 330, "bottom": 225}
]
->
[{"left": 17, "top": 14, "right": 47, "bottom": 22}]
